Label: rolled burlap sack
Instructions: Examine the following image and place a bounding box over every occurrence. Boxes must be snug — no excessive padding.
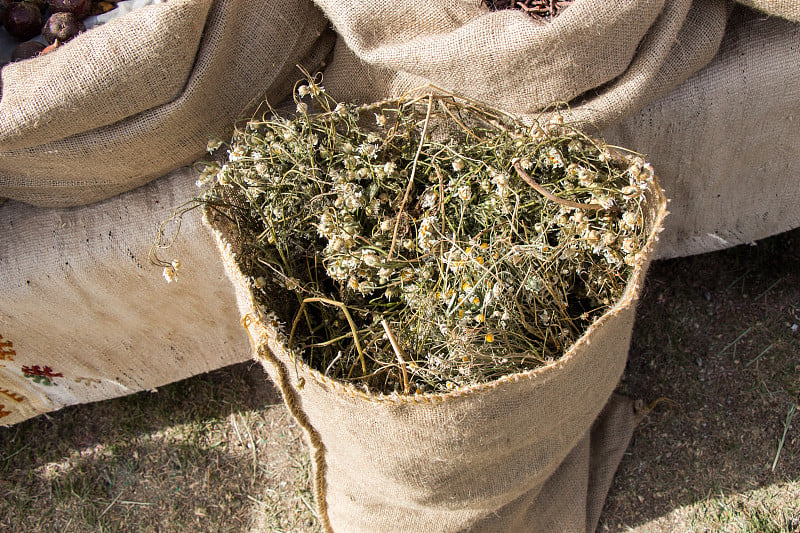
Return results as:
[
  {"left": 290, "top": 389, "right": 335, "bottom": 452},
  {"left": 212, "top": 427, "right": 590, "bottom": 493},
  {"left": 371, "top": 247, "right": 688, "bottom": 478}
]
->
[{"left": 0, "top": 0, "right": 334, "bottom": 207}]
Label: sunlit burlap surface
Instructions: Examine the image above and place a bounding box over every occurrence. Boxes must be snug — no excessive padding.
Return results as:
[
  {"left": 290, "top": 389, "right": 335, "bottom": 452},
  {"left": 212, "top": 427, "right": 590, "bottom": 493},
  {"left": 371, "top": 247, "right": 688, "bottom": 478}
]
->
[
  {"left": 0, "top": 0, "right": 333, "bottom": 207},
  {"left": 0, "top": 167, "right": 251, "bottom": 425},
  {"left": 604, "top": 7, "right": 800, "bottom": 257}
]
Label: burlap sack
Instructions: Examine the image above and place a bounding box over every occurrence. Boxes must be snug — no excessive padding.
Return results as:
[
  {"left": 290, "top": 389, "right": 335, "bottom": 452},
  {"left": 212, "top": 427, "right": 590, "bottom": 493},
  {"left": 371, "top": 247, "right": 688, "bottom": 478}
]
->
[
  {"left": 0, "top": 167, "right": 250, "bottom": 426},
  {"left": 317, "top": 0, "right": 730, "bottom": 126},
  {"left": 208, "top": 159, "right": 668, "bottom": 531},
  {"left": 603, "top": 5, "right": 800, "bottom": 258},
  {"left": 737, "top": 0, "right": 800, "bottom": 21},
  {"left": 0, "top": 0, "right": 333, "bottom": 207},
  {"left": 316, "top": 1, "right": 800, "bottom": 258}
]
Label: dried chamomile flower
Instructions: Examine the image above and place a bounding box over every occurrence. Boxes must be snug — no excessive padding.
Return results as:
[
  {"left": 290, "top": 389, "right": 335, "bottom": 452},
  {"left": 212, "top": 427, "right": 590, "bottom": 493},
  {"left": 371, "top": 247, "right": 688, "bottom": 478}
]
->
[
  {"left": 162, "top": 259, "right": 181, "bottom": 284},
  {"left": 206, "top": 138, "right": 223, "bottom": 154}
]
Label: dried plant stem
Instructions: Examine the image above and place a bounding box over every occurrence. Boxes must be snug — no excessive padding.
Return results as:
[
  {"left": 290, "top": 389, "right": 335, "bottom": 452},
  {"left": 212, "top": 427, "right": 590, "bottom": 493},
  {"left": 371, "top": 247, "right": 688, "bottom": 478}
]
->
[
  {"left": 513, "top": 161, "right": 603, "bottom": 211},
  {"left": 439, "top": 101, "right": 481, "bottom": 141},
  {"left": 772, "top": 403, "right": 796, "bottom": 472},
  {"left": 289, "top": 297, "right": 367, "bottom": 376},
  {"left": 388, "top": 92, "right": 434, "bottom": 260},
  {"left": 434, "top": 164, "right": 447, "bottom": 241},
  {"left": 149, "top": 203, "right": 194, "bottom": 267},
  {"left": 381, "top": 319, "right": 410, "bottom": 394}
]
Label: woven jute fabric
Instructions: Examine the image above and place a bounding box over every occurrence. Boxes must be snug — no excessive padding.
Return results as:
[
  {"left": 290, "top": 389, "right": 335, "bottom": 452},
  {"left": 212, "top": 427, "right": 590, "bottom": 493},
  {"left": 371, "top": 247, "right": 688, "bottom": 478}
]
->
[
  {"left": 209, "top": 159, "right": 668, "bottom": 531},
  {"left": 604, "top": 5, "right": 800, "bottom": 258},
  {"left": 0, "top": 167, "right": 251, "bottom": 426},
  {"left": 316, "top": 1, "right": 800, "bottom": 258},
  {"left": 317, "top": 0, "right": 730, "bottom": 127},
  {"left": 0, "top": 0, "right": 333, "bottom": 207},
  {"left": 736, "top": 0, "right": 799, "bottom": 21}
]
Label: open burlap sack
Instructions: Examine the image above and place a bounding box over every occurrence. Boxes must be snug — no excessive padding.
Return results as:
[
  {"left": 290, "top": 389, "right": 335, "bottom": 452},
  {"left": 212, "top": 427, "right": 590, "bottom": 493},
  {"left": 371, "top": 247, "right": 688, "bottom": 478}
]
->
[
  {"left": 0, "top": 167, "right": 251, "bottom": 426},
  {"left": 317, "top": 1, "right": 800, "bottom": 258},
  {"left": 208, "top": 157, "right": 668, "bottom": 531},
  {"left": 0, "top": 0, "right": 333, "bottom": 207}
]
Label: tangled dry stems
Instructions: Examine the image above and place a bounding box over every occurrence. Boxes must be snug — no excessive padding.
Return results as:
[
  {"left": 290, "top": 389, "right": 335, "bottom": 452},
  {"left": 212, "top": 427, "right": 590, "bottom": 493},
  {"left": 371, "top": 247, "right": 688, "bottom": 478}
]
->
[
  {"left": 482, "top": 0, "right": 575, "bottom": 21},
  {"left": 191, "top": 74, "right": 656, "bottom": 394}
]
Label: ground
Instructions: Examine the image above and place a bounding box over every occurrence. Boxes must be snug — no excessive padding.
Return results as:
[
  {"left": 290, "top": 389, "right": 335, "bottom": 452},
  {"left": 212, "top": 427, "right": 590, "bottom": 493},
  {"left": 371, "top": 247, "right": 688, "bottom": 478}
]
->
[
  {"left": 601, "top": 228, "right": 800, "bottom": 532},
  {"left": 1, "top": 228, "right": 798, "bottom": 532}
]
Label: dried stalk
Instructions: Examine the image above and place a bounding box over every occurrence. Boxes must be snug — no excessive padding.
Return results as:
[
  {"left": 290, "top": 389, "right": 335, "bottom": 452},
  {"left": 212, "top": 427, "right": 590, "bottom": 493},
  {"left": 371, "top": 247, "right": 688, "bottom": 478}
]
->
[
  {"left": 513, "top": 161, "right": 603, "bottom": 211},
  {"left": 381, "top": 319, "right": 410, "bottom": 394}
]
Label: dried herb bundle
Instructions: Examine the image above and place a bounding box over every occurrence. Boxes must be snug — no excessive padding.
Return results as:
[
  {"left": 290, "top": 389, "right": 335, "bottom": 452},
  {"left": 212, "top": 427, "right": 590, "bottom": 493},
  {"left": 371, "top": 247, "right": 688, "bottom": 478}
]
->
[
  {"left": 481, "top": 0, "right": 574, "bottom": 21},
  {"left": 190, "top": 74, "right": 656, "bottom": 394}
]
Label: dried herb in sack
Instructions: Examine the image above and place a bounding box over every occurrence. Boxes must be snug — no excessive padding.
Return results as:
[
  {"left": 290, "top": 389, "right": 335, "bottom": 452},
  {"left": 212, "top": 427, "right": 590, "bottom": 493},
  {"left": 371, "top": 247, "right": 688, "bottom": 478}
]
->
[
  {"left": 482, "top": 0, "right": 574, "bottom": 21},
  {"left": 184, "top": 73, "right": 657, "bottom": 395}
]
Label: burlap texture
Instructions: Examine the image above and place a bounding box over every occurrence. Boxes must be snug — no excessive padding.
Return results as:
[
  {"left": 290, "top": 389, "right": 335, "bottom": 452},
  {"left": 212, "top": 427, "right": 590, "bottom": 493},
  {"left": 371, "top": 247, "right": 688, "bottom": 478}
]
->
[
  {"left": 603, "top": 5, "right": 800, "bottom": 258},
  {"left": 209, "top": 157, "right": 667, "bottom": 531},
  {"left": 317, "top": 0, "right": 730, "bottom": 128},
  {"left": 0, "top": 0, "right": 333, "bottom": 207},
  {"left": 0, "top": 167, "right": 251, "bottom": 426},
  {"left": 0, "top": 0, "right": 212, "bottom": 149},
  {"left": 736, "top": 1, "right": 800, "bottom": 21},
  {"left": 317, "top": 1, "right": 800, "bottom": 258}
]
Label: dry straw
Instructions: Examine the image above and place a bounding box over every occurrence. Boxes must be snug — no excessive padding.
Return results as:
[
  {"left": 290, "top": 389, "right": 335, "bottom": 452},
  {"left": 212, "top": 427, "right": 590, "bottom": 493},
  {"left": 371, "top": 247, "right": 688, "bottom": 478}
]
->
[{"left": 172, "top": 72, "right": 658, "bottom": 395}]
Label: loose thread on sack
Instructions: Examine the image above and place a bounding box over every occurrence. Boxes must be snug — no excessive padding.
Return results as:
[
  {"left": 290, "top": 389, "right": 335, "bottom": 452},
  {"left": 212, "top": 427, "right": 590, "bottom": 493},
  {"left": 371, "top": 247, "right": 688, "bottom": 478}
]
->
[
  {"left": 240, "top": 314, "right": 259, "bottom": 351},
  {"left": 255, "top": 345, "right": 332, "bottom": 532}
]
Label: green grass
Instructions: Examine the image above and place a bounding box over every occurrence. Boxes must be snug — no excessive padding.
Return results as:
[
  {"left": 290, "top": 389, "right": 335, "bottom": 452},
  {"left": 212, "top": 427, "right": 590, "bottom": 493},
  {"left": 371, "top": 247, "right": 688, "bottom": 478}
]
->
[{"left": 682, "top": 483, "right": 800, "bottom": 532}]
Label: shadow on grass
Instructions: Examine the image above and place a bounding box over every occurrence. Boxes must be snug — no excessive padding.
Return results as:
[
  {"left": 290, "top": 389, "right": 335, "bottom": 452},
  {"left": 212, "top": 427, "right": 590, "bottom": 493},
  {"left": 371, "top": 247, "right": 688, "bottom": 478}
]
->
[
  {"left": 1, "top": 360, "right": 281, "bottom": 455},
  {"left": 601, "top": 228, "right": 800, "bottom": 530},
  {"left": 0, "top": 362, "right": 311, "bottom": 532}
]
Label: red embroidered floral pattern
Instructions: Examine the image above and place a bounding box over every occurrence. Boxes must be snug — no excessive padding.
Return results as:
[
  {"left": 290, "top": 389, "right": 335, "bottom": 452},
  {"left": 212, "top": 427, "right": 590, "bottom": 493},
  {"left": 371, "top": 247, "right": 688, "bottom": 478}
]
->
[{"left": 21, "top": 365, "right": 63, "bottom": 386}]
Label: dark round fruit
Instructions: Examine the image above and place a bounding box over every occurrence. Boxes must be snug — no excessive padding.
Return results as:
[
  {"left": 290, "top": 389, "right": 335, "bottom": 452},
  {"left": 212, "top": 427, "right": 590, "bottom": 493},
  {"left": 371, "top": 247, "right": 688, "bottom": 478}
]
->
[
  {"left": 41, "top": 11, "right": 84, "bottom": 43},
  {"left": 47, "top": 0, "right": 90, "bottom": 19},
  {"left": 3, "top": 1, "right": 43, "bottom": 40},
  {"left": 11, "top": 40, "right": 46, "bottom": 61}
]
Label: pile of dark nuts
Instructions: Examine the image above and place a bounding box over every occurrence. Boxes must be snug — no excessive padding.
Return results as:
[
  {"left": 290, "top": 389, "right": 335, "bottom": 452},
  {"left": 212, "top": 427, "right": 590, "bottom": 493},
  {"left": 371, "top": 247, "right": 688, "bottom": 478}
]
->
[{"left": 2, "top": 0, "right": 116, "bottom": 62}]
